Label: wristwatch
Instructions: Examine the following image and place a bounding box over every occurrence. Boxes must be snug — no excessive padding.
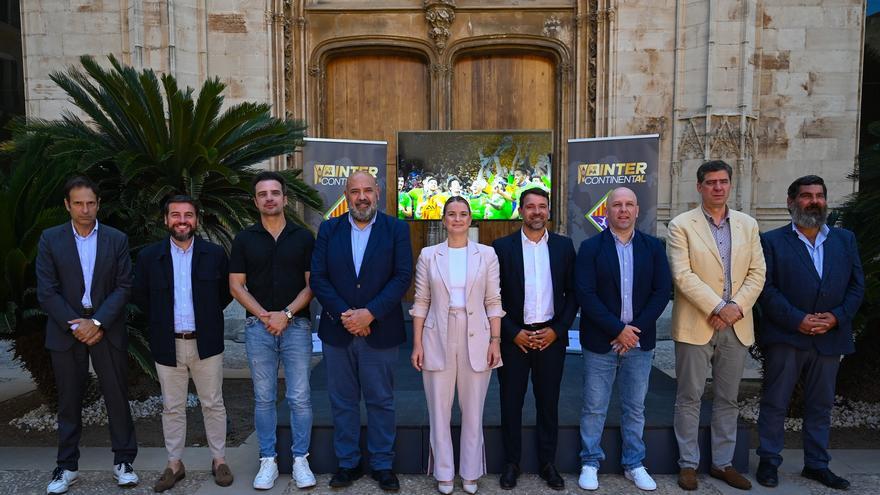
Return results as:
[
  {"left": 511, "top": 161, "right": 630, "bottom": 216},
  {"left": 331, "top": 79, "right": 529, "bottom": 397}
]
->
[
  {"left": 283, "top": 308, "right": 293, "bottom": 322},
  {"left": 92, "top": 318, "right": 102, "bottom": 328}
]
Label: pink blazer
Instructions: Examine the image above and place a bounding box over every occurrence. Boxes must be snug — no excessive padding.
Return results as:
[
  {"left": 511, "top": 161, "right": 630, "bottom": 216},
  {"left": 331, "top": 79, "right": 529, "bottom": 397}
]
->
[{"left": 410, "top": 240, "right": 505, "bottom": 372}]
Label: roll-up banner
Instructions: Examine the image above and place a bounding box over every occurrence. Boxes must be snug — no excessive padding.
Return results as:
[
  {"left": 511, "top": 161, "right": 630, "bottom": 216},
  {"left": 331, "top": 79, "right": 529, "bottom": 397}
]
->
[
  {"left": 566, "top": 134, "right": 660, "bottom": 248},
  {"left": 302, "top": 137, "right": 388, "bottom": 231}
]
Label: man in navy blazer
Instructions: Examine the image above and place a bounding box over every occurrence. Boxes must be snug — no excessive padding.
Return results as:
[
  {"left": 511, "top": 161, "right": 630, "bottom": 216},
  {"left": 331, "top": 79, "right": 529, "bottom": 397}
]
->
[
  {"left": 574, "top": 187, "right": 671, "bottom": 491},
  {"left": 755, "top": 175, "right": 864, "bottom": 490},
  {"left": 492, "top": 188, "right": 578, "bottom": 490},
  {"left": 133, "top": 195, "right": 234, "bottom": 490},
  {"left": 310, "top": 171, "right": 413, "bottom": 491},
  {"left": 37, "top": 176, "right": 139, "bottom": 494}
]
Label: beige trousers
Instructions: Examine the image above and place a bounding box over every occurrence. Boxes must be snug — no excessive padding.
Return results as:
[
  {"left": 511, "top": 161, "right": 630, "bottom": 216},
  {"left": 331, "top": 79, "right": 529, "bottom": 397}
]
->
[
  {"left": 423, "top": 308, "right": 492, "bottom": 482},
  {"left": 156, "top": 339, "right": 226, "bottom": 461}
]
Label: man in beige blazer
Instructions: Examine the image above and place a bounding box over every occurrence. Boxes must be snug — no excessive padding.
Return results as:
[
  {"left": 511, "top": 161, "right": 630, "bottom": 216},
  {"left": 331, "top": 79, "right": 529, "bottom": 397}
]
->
[{"left": 667, "top": 160, "right": 766, "bottom": 491}]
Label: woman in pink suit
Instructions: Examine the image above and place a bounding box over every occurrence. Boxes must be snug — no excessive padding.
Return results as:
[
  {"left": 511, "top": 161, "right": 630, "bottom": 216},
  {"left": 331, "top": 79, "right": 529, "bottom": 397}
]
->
[{"left": 410, "top": 196, "right": 504, "bottom": 495}]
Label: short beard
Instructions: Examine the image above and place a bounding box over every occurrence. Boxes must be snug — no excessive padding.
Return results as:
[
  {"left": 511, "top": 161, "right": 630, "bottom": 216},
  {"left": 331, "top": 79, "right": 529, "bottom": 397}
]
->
[
  {"left": 169, "top": 227, "right": 194, "bottom": 242},
  {"left": 524, "top": 218, "right": 546, "bottom": 232},
  {"left": 349, "top": 201, "right": 378, "bottom": 223},
  {"left": 790, "top": 204, "right": 828, "bottom": 229}
]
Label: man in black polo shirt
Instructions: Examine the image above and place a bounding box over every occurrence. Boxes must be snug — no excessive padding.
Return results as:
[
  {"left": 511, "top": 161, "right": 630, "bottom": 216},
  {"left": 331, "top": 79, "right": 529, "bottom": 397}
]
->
[{"left": 229, "top": 171, "right": 316, "bottom": 490}]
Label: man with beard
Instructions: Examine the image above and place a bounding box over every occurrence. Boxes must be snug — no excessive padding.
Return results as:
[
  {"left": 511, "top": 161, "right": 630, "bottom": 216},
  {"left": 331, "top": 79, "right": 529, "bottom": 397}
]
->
[
  {"left": 229, "top": 171, "right": 317, "bottom": 490},
  {"left": 754, "top": 175, "right": 864, "bottom": 490},
  {"left": 492, "top": 188, "right": 577, "bottom": 490},
  {"left": 310, "top": 171, "right": 413, "bottom": 491},
  {"left": 133, "top": 195, "right": 234, "bottom": 491},
  {"left": 38, "top": 176, "right": 139, "bottom": 494}
]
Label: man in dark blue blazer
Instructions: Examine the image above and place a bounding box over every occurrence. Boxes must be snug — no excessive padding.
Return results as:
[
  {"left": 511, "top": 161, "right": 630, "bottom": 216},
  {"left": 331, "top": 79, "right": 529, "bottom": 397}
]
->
[
  {"left": 492, "top": 188, "right": 578, "bottom": 490},
  {"left": 756, "top": 175, "right": 864, "bottom": 490},
  {"left": 132, "top": 195, "right": 234, "bottom": 490},
  {"left": 574, "top": 187, "right": 671, "bottom": 491},
  {"left": 310, "top": 171, "right": 413, "bottom": 491},
  {"left": 36, "top": 176, "right": 139, "bottom": 494}
]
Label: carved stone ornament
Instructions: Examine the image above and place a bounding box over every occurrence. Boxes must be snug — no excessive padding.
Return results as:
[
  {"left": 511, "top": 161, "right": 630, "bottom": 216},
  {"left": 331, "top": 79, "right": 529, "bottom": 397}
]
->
[
  {"left": 542, "top": 16, "right": 562, "bottom": 38},
  {"left": 424, "top": 0, "right": 456, "bottom": 54},
  {"left": 677, "top": 116, "right": 707, "bottom": 160}
]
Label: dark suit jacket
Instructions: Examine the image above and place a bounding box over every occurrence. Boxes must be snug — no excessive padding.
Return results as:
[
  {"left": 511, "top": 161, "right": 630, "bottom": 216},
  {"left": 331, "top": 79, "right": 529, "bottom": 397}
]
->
[
  {"left": 575, "top": 228, "right": 672, "bottom": 353},
  {"left": 132, "top": 237, "right": 231, "bottom": 367},
  {"left": 310, "top": 212, "right": 413, "bottom": 349},
  {"left": 758, "top": 224, "right": 864, "bottom": 356},
  {"left": 36, "top": 222, "right": 132, "bottom": 352},
  {"left": 492, "top": 230, "right": 578, "bottom": 345}
]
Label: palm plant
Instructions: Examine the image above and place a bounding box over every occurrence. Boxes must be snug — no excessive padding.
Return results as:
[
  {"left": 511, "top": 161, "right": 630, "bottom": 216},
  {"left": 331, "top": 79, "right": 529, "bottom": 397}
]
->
[
  {"left": 2, "top": 55, "right": 322, "bottom": 404},
  {"left": 28, "top": 54, "right": 321, "bottom": 252}
]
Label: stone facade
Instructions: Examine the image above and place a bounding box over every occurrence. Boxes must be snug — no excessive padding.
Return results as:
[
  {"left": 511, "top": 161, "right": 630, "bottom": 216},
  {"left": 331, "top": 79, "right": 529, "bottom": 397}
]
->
[{"left": 19, "top": 0, "right": 866, "bottom": 230}]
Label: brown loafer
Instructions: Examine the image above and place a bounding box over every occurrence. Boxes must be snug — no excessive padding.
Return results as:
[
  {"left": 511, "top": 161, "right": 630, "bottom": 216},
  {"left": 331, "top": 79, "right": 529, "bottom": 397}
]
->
[
  {"left": 212, "top": 463, "right": 234, "bottom": 487},
  {"left": 678, "top": 467, "right": 698, "bottom": 491},
  {"left": 153, "top": 464, "right": 185, "bottom": 492},
  {"left": 710, "top": 466, "right": 752, "bottom": 490}
]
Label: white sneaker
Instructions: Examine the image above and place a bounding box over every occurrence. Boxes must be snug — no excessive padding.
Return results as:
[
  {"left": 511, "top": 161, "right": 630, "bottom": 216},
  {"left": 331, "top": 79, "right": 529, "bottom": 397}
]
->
[
  {"left": 578, "top": 465, "right": 599, "bottom": 490},
  {"left": 47, "top": 467, "right": 78, "bottom": 494},
  {"left": 292, "top": 454, "right": 317, "bottom": 488},
  {"left": 625, "top": 466, "right": 657, "bottom": 491},
  {"left": 113, "top": 462, "right": 139, "bottom": 487},
  {"left": 253, "top": 456, "right": 279, "bottom": 490}
]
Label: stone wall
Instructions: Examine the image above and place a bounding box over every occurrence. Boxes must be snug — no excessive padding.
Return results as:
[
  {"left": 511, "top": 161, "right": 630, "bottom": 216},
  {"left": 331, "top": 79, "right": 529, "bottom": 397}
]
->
[{"left": 19, "top": 0, "right": 866, "bottom": 230}]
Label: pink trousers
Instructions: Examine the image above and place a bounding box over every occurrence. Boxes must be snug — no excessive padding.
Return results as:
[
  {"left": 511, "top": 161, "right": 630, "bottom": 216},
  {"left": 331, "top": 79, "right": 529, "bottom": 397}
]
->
[{"left": 423, "top": 308, "right": 492, "bottom": 481}]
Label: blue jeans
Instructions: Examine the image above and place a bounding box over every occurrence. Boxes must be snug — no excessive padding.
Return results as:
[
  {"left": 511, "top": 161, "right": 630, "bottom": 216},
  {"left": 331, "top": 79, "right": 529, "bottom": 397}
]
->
[
  {"left": 579, "top": 348, "right": 654, "bottom": 470},
  {"left": 323, "top": 337, "right": 398, "bottom": 470},
  {"left": 245, "top": 316, "right": 313, "bottom": 458}
]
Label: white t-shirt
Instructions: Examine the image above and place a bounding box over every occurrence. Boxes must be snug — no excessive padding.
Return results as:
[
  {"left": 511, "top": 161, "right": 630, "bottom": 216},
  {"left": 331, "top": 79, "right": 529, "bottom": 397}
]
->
[{"left": 448, "top": 247, "right": 467, "bottom": 308}]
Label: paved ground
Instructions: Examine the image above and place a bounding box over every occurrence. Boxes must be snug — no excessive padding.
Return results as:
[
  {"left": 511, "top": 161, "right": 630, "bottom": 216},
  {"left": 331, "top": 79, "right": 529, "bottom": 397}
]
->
[{"left": 1, "top": 439, "right": 877, "bottom": 495}]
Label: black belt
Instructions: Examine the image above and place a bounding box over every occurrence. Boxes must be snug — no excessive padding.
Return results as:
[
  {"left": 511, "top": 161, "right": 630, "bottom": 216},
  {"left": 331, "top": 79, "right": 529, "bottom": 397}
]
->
[
  {"left": 81, "top": 307, "right": 95, "bottom": 318},
  {"left": 523, "top": 320, "right": 552, "bottom": 331},
  {"left": 175, "top": 332, "right": 197, "bottom": 340}
]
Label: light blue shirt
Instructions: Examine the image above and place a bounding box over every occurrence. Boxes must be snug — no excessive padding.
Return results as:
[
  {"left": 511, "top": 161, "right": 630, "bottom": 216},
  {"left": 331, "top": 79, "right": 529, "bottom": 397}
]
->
[
  {"left": 612, "top": 231, "right": 634, "bottom": 325},
  {"left": 792, "top": 223, "right": 829, "bottom": 279},
  {"left": 349, "top": 213, "right": 376, "bottom": 278},
  {"left": 170, "top": 238, "right": 196, "bottom": 332},
  {"left": 72, "top": 221, "right": 99, "bottom": 309}
]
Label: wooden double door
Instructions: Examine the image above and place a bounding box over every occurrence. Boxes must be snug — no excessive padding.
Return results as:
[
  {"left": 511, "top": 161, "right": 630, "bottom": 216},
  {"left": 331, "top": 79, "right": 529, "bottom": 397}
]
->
[{"left": 320, "top": 51, "right": 557, "bottom": 291}]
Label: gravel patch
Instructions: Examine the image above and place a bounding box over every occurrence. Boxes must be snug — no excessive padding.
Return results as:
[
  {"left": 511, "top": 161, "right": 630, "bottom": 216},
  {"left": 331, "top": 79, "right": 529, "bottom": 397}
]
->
[
  {"left": 9, "top": 394, "right": 200, "bottom": 432},
  {"left": 739, "top": 395, "right": 880, "bottom": 431}
]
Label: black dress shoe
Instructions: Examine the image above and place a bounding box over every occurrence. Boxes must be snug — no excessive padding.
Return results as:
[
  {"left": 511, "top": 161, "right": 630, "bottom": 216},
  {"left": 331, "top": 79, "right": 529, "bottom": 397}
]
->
[
  {"left": 499, "top": 463, "right": 520, "bottom": 490},
  {"left": 329, "top": 465, "right": 363, "bottom": 488},
  {"left": 802, "top": 466, "right": 850, "bottom": 490},
  {"left": 756, "top": 460, "right": 779, "bottom": 487},
  {"left": 539, "top": 463, "right": 565, "bottom": 490},
  {"left": 371, "top": 469, "right": 400, "bottom": 491}
]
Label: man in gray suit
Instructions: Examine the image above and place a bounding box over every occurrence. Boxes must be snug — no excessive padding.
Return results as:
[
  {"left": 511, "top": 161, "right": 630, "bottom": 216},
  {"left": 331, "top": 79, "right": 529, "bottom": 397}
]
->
[{"left": 37, "top": 176, "right": 139, "bottom": 494}]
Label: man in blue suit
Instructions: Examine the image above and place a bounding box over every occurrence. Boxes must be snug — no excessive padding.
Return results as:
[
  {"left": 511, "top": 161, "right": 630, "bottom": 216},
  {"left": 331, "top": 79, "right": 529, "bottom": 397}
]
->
[
  {"left": 756, "top": 175, "right": 864, "bottom": 490},
  {"left": 310, "top": 170, "right": 413, "bottom": 491},
  {"left": 575, "top": 187, "right": 671, "bottom": 492}
]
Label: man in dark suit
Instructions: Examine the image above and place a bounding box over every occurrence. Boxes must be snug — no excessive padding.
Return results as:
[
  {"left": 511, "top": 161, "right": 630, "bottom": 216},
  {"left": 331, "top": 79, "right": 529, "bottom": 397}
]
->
[
  {"left": 756, "top": 175, "right": 864, "bottom": 490},
  {"left": 310, "top": 171, "right": 413, "bottom": 491},
  {"left": 492, "top": 187, "right": 578, "bottom": 490},
  {"left": 36, "top": 176, "right": 139, "bottom": 494},
  {"left": 133, "top": 195, "right": 233, "bottom": 491},
  {"left": 574, "top": 187, "right": 671, "bottom": 491}
]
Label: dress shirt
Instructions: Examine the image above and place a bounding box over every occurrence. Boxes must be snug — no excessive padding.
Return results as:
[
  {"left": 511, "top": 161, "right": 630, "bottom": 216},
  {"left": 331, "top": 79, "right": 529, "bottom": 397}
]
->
[
  {"left": 349, "top": 213, "right": 376, "bottom": 278},
  {"left": 702, "top": 207, "right": 733, "bottom": 314},
  {"left": 612, "top": 230, "right": 640, "bottom": 349},
  {"left": 448, "top": 246, "right": 467, "bottom": 308},
  {"left": 72, "top": 220, "right": 99, "bottom": 309},
  {"left": 521, "top": 229, "right": 554, "bottom": 324},
  {"left": 170, "top": 238, "right": 196, "bottom": 332},
  {"left": 792, "top": 223, "right": 829, "bottom": 279}
]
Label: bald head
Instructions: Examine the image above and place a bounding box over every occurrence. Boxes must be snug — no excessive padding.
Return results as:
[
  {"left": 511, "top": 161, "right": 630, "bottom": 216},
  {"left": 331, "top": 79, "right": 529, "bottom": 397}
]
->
[
  {"left": 346, "top": 170, "right": 379, "bottom": 191},
  {"left": 607, "top": 187, "right": 638, "bottom": 206},
  {"left": 606, "top": 187, "right": 639, "bottom": 234}
]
